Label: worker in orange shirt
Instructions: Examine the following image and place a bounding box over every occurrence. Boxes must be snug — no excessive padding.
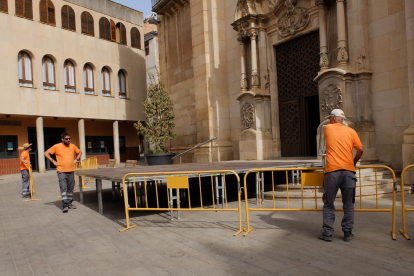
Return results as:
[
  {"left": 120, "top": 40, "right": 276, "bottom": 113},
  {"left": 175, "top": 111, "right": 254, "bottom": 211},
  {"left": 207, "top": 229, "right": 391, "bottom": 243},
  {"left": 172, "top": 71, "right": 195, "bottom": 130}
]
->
[
  {"left": 20, "top": 143, "right": 32, "bottom": 198},
  {"left": 44, "top": 132, "right": 82, "bottom": 213},
  {"left": 318, "top": 109, "right": 364, "bottom": 242}
]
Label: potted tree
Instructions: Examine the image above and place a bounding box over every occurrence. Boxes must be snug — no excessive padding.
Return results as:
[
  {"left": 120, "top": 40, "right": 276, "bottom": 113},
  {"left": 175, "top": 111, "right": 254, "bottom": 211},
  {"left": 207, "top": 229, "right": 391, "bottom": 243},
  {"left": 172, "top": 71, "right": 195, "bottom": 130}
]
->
[{"left": 134, "top": 72, "right": 176, "bottom": 166}]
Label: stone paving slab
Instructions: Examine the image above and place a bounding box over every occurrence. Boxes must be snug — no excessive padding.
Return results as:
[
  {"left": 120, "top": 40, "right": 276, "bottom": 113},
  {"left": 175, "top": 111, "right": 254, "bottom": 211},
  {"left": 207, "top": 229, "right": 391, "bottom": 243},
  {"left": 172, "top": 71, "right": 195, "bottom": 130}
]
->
[{"left": 0, "top": 171, "right": 414, "bottom": 275}]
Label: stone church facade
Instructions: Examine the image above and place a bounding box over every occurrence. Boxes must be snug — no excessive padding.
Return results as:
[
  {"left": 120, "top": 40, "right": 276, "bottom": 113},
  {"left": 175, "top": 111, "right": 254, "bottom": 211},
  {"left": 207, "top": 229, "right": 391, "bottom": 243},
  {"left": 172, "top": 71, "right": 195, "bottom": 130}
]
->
[{"left": 152, "top": 0, "right": 414, "bottom": 173}]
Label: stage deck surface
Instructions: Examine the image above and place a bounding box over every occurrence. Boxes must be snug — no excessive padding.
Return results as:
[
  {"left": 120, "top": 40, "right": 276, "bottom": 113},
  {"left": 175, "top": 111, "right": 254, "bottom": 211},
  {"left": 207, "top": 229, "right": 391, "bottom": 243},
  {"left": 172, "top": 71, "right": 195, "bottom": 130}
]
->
[{"left": 76, "top": 160, "right": 322, "bottom": 182}]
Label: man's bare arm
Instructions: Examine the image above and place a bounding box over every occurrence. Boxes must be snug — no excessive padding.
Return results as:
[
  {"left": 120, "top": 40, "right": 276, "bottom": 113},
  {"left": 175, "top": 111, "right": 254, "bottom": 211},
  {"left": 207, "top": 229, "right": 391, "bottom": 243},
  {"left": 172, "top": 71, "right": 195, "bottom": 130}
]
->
[
  {"left": 44, "top": 150, "right": 57, "bottom": 166},
  {"left": 75, "top": 151, "right": 82, "bottom": 163},
  {"left": 354, "top": 146, "right": 364, "bottom": 166},
  {"left": 21, "top": 156, "right": 31, "bottom": 164}
]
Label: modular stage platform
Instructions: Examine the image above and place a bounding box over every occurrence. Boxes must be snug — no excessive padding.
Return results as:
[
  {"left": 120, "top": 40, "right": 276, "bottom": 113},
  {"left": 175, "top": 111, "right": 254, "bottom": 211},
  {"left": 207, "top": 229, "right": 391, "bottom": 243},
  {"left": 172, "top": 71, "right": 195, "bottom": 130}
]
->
[{"left": 76, "top": 159, "right": 322, "bottom": 215}]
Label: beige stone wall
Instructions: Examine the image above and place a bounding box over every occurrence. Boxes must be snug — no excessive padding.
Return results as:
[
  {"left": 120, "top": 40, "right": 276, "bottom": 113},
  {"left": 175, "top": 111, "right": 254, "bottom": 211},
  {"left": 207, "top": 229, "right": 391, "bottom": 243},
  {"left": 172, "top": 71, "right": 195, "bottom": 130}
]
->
[
  {"left": 367, "top": 0, "right": 409, "bottom": 168},
  {"left": 0, "top": 0, "right": 146, "bottom": 122}
]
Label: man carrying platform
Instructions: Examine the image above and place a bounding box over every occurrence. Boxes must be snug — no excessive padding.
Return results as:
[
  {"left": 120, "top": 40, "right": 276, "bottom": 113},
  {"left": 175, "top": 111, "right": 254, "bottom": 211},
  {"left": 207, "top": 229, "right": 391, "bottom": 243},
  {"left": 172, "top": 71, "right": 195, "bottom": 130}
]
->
[
  {"left": 44, "top": 132, "right": 82, "bottom": 213},
  {"left": 318, "top": 109, "right": 364, "bottom": 242}
]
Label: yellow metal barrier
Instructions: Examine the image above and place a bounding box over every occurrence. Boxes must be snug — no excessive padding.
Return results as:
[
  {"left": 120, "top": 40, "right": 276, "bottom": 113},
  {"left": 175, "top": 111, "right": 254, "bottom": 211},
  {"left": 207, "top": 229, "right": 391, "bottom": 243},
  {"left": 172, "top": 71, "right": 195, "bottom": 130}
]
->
[
  {"left": 243, "top": 166, "right": 397, "bottom": 239},
  {"left": 119, "top": 170, "right": 245, "bottom": 236},
  {"left": 24, "top": 166, "right": 41, "bottom": 202},
  {"left": 399, "top": 164, "right": 414, "bottom": 240}
]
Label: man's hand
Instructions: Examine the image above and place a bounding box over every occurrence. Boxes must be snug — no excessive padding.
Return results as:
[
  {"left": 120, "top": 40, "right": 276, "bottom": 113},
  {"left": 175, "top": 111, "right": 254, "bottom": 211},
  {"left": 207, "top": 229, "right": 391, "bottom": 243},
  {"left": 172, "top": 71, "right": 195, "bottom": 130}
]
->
[{"left": 52, "top": 160, "right": 58, "bottom": 167}]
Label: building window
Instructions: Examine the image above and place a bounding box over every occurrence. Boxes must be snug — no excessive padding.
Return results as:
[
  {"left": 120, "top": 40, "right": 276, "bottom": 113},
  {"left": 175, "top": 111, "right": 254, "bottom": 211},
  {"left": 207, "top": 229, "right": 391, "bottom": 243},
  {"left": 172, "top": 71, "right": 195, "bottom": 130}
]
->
[
  {"left": 131, "top": 27, "right": 141, "bottom": 49},
  {"left": 110, "top": 19, "right": 116, "bottom": 41},
  {"left": 18, "top": 51, "right": 33, "bottom": 88},
  {"left": 81, "top": 11, "right": 94, "bottom": 36},
  {"left": 86, "top": 136, "right": 126, "bottom": 155},
  {"left": 61, "top": 5, "right": 75, "bottom": 31},
  {"left": 0, "top": 0, "right": 8, "bottom": 12},
  {"left": 64, "top": 60, "right": 76, "bottom": 93},
  {"left": 39, "top": 0, "right": 55, "bottom": 25},
  {"left": 0, "top": 136, "right": 18, "bottom": 159},
  {"left": 83, "top": 64, "right": 94, "bottom": 94},
  {"left": 101, "top": 67, "right": 111, "bottom": 96},
  {"left": 116, "top": 22, "right": 127, "bottom": 45},
  {"left": 118, "top": 70, "right": 126, "bottom": 98},
  {"left": 15, "top": 0, "right": 33, "bottom": 19},
  {"left": 42, "top": 56, "right": 55, "bottom": 90},
  {"left": 99, "top": 17, "right": 112, "bottom": 41},
  {"left": 145, "top": 41, "right": 149, "bottom": 56}
]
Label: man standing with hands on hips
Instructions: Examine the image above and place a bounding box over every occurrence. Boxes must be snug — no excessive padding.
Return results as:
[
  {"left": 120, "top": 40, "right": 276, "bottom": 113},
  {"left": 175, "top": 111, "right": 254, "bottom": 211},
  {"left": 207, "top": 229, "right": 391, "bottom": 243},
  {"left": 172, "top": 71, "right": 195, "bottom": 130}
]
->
[
  {"left": 45, "top": 132, "right": 82, "bottom": 213},
  {"left": 318, "top": 109, "right": 364, "bottom": 242}
]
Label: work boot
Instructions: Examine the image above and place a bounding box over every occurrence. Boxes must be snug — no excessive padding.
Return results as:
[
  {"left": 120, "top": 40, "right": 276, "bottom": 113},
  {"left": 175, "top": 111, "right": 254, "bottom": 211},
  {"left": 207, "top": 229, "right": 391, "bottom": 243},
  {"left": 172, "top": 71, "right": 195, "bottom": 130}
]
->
[
  {"left": 343, "top": 231, "right": 354, "bottom": 242},
  {"left": 68, "top": 204, "right": 77, "bottom": 209},
  {"left": 318, "top": 232, "right": 332, "bottom": 242},
  {"left": 63, "top": 207, "right": 68, "bottom": 213}
]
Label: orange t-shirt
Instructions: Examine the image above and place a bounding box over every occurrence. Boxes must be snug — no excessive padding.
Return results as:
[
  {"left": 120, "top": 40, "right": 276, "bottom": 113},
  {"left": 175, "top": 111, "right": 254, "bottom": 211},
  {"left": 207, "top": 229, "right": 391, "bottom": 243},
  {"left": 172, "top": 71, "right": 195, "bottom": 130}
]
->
[
  {"left": 324, "top": 123, "right": 363, "bottom": 173},
  {"left": 48, "top": 143, "right": 80, "bottom": 172},
  {"left": 20, "top": 151, "right": 30, "bottom": 171}
]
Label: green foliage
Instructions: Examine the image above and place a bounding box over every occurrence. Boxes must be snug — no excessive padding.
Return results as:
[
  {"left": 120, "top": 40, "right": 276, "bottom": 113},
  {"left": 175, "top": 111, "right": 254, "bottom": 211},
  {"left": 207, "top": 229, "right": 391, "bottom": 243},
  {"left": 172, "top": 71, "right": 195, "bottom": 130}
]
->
[{"left": 134, "top": 71, "right": 176, "bottom": 153}]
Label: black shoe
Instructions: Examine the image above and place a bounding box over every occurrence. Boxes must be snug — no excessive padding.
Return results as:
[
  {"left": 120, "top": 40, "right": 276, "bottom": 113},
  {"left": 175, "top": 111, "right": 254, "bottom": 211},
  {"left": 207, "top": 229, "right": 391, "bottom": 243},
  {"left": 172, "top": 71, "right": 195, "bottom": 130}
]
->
[
  {"left": 318, "top": 232, "right": 332, "bottom": 242},
  {"left": 343, "top": 231, "right": 354, "bottom": 242},
  {"left": 63, "top": 207, "right": 69, "bottom": 213},
  {"left": 68, "top": 204, "right": 77, "bottom": 209},
  {"left": 22, "top": 195, "right": 30, "bottom": 198}
]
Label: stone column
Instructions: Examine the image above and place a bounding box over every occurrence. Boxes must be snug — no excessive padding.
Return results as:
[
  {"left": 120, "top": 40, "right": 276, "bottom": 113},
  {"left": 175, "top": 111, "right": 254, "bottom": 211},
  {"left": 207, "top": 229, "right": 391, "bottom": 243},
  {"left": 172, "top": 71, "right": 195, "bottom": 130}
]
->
[
  {"left": 238, "top": 35, "right": 248, "bottom": 92},
  {"left": 317, "top": 0, "right": 329, "bottom": 69},
  {"left": 402, "top": 0, "right": 414, "bottom": 183},
  {"left": 36, "top": 117, "right": 45, "bottom": 173},
  {"left": 250, "top": 30, "right": 259, "bottom": 89},
  {"left": 336, "top": 0, "right": 349, "bottom": 66},
  {"left": 113, "top": 121, "right": 120, "bottom": 166},
  {"left": 78, "top": 119, "right": 86, "bottom": 160}
]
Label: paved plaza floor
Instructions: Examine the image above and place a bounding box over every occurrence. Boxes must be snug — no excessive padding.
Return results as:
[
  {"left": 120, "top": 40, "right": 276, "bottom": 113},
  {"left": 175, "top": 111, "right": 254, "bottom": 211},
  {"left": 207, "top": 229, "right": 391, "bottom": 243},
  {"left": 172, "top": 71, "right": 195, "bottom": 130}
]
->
[{"left": 1, "top": 170, "right": 414, "bottom": 275}]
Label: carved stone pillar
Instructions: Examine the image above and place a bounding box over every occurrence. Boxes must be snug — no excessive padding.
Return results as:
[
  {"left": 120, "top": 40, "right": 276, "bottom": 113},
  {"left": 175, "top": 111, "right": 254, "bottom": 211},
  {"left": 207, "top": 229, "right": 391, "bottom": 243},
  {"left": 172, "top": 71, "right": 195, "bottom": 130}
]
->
[
  {"left": 336, "top": 0, "right": 349, "bottom": 66},
  {"left": 317, "top": 0, "right": 329, "bottom": 69},
  {"left": 250, "top": 30, "right": 259, "bottom": 89},
  {"left": 238, "top": 36, "right": 248, "bottom": 92}
]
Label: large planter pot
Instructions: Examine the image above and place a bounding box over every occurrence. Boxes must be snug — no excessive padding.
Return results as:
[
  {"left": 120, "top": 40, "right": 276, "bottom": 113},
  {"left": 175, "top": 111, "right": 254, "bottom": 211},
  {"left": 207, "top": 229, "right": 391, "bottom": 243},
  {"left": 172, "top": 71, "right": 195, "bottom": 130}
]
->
[{"left": 144, "top": 153, "right": 176, "bottom": 166}]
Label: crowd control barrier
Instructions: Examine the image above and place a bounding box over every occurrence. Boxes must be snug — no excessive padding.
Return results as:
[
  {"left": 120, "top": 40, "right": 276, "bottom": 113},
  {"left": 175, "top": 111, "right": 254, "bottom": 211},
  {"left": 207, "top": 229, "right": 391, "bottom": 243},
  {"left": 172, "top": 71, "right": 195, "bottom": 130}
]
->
[
  {"left": 24, "top": 166, "right": 41, "bottom": 202},
  {"left": 399, "top": 165, "right": 414, "bottom": 240},
  {"left": 119, "top": 170, "right": 245, "bottom": 236},
  {"left": 243, "top": 166, "right": 397, "bottom": 239}
]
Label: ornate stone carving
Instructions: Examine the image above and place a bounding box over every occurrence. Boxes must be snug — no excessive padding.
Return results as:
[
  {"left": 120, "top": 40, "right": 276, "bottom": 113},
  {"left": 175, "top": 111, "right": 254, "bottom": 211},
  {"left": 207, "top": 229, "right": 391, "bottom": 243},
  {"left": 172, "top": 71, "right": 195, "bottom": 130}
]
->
[
  {"left": 278, "top": 6, "right": 310, "bottom": 37},
  {"left": 241, "top": 76, "right": 248, "bottom": 90},
  {"left": 251, "top": 72, "right": 260, "bottom": 86},
  {"left": 337, "top": 46, "right": 349, "bottom": 63},
  {"left": 320, "top": 52, "right": 329, "bottom": 68},
  {"left": 263, "top": 69, "right": 270, "bottom": 92},
  {"left": 238, "top": 21, "right": 250, "bottom": 38},
  {"left": 321, "top": 84, "right": 343, "bottom": 112},
  {"left": 249, "top": 30, "right": 258, "bottom": 39},
  {"left": 356, "top": 54, "right": 366, "bottom": 70},
  {"left": 241, "top": 103, "right": 255, "bottom": 129},
  {"left": 314, "top": 0, "right": 325, "bottom": 6},
  {"left": 268, "top": 0, "right": 278, "bottom": 10}
]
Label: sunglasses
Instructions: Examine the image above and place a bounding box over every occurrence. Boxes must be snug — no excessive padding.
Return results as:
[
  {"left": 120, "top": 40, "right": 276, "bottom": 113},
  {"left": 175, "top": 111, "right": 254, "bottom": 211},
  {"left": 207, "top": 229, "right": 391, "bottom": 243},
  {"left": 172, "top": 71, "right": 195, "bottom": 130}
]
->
[{"left": 64, "top": 138, "right": 71, "bottom": 140}]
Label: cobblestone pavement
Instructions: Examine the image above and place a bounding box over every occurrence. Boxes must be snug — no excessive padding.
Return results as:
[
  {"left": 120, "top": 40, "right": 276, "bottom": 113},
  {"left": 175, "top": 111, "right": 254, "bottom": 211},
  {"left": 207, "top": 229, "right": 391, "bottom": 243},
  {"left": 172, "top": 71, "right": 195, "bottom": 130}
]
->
[{"left": 1, "top": 170, "right": 414, "bottom": 276}]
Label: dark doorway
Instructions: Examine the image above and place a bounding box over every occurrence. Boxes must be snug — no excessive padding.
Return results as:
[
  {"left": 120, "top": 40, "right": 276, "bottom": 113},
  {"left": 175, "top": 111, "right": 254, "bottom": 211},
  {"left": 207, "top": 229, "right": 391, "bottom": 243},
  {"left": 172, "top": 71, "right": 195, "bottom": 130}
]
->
[
  {"left": 28, "top": 127, "right": 66, "bottom": 171},
  {"left": 276, "top": 31, "right": 320, "bottom": 156}
]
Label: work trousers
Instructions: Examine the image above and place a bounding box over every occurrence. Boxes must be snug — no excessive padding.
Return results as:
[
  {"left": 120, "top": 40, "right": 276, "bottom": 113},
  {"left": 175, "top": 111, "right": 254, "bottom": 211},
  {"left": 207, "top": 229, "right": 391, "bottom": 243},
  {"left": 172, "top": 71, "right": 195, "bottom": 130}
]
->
[
  {"left": 323, "top": 170, "right": 357, "bottom": 235},
  {"left": 58, "top": 172, "right": 75, "bottom": 208},
  {"left": 21, "top": 170, "right": 30, "bottom": 197}
]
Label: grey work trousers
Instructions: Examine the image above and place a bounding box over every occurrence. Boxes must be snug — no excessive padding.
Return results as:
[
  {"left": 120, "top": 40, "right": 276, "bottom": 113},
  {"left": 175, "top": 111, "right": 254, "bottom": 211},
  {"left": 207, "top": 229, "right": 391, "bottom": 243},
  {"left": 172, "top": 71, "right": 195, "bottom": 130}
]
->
[
  {"left": 57, "top": 172, "right": 75, "bottom": 208},
  {"left": 21, "top": 170, "right": 30, "bottom": 197},
  {"left": 322, "top": 170, "right": 357, "bottom": 235}
]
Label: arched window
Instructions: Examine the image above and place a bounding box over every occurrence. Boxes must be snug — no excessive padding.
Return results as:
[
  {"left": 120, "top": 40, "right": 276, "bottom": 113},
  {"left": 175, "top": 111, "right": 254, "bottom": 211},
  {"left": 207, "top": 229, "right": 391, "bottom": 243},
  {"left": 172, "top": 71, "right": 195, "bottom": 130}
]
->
[
  {"left": 61, "top": 5, "right": 75, "bottom": 31},
  {"left": 18, "top": 51, "right": 33, "bottom": 87},
  {"left": 131, "top": 27, "right": 141, "bottom": 49},
  {"left": 81, "top": 11, "right": 94, "bottom": 36},
  {"left": 83, "top": 64, "right": 94, "bottom": 94},
  {"left": 99, "top": 17, "right": 111, "bottom": 41},
  {"left": 42, "top": 56, "right": 55, "bottom": 90},
  {"left": 15, "top": 0, "right": 33, "bottom": 19},
  {"left": 0, "top": 0, "right": 8, "bottom": 12},
  {"left": 64, "top": 60, "right": 76, "bottom": 93},
  {"left": 118, "top": 70, "right": 126, "bottom": 98},
  {"left": 116, "top": 22, "right": 127, "bottom": 45},
  {"left": 39, "top": 0, "right": 55, "bottom": 25},
  {"left": 101, "top": 67, "right": 111, "bottom": 96}
]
